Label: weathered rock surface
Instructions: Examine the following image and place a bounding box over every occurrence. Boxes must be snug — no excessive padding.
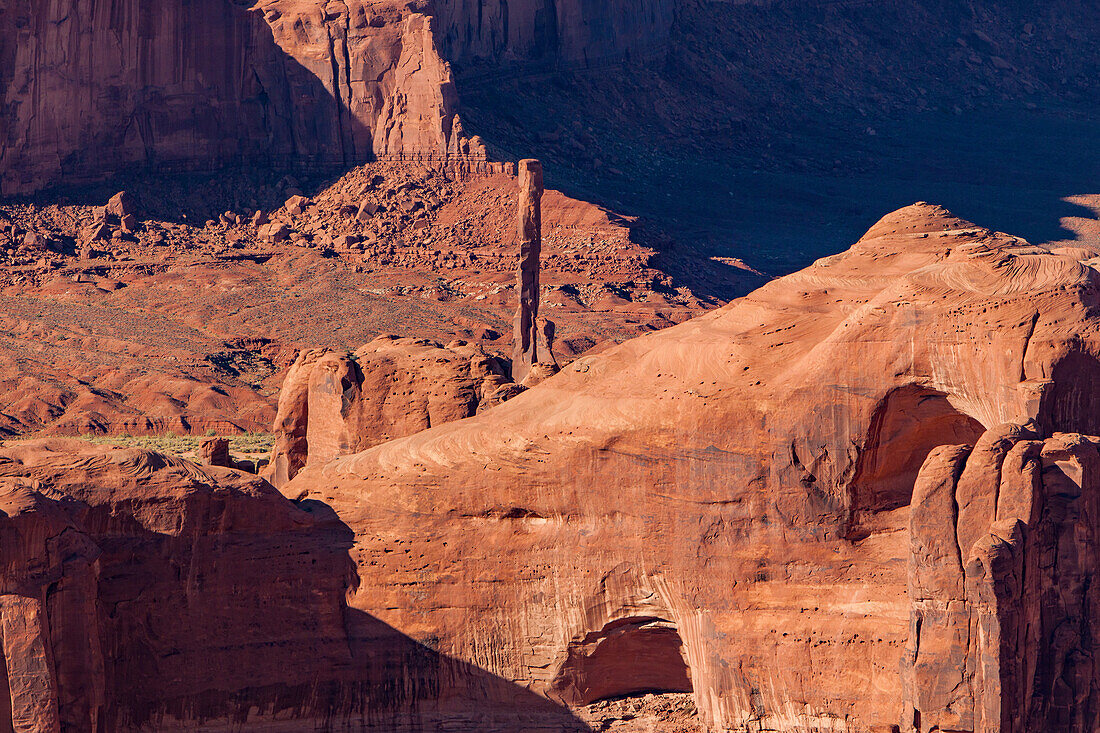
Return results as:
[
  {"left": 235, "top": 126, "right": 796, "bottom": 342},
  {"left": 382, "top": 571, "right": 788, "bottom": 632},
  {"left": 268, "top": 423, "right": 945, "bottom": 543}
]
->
[
  {"left": 512, "top": 158, "right": 557, "bottom": 384},
  {"left": 0, "top": 439, "right": 587, "bottom": 731},
  {"left": 0, "top": 0, "right": 678, "bottom": 195},
  {"left": 11, "top": 203, "right": 1100, "bottom": 731},
  {"left": 901, "top": 427, "right": 1100, "bottom": 732},
  {"left": 266, "top": 334, "right": 513, "bottom": 487},
  {"left": 0, "top": 161, "right": 709, "bottom": 438},
  {"left": 0, "top": 0, "right": 485, "bottom": 195},
  {"left": 198, "top": 436, "right": 231, "bottom": 467},
  {"left": 282, "top": 204, "right": 1100, "bottom": 731}
]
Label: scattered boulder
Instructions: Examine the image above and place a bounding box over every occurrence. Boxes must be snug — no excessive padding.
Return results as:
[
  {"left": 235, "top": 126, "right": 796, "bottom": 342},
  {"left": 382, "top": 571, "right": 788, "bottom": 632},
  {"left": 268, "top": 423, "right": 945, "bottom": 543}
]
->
[
  {"left": 260, "top": 222, "right": 291, "bottom": 243},
  {"left": 22, "top": 231, "right": 46, "bottom": 249},
  {"left": 356, "top": 200, "right": 379, "bottom": 221},
  {"left": 81, "top": 221, "right": 110, "bottom": 243},
  {"left": 284, "top": 195, "right": 310, "bottom": 216},
  {"left": 106, "top": 191, "right": 137, "bottom": 218},
  {"left": 199, "top": 437, "right": 231, "bottom": 467}
]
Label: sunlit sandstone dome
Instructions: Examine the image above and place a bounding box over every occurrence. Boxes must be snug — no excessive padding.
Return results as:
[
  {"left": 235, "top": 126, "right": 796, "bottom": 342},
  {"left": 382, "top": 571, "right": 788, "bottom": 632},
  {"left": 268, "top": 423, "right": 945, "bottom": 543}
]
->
[
  {"left": 4, "top": 202, "right": 1097, "bottom": 730},
  {"left": 285, "top": 202, "right": 1100, "bottom": 731}
]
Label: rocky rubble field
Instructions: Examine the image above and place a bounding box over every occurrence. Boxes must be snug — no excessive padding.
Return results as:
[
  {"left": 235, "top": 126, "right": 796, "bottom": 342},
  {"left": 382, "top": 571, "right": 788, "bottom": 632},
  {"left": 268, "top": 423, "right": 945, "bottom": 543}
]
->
[{"left": 0, "top": 161, "right": 754, "bottom": 438}]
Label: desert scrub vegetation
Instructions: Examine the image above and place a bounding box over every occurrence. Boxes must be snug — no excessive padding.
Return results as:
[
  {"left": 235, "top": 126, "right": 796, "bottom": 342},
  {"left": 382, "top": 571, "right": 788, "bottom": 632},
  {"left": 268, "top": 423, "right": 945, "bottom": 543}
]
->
[{"left": 1, "top": 432, "right": 275, "bottom": 457}]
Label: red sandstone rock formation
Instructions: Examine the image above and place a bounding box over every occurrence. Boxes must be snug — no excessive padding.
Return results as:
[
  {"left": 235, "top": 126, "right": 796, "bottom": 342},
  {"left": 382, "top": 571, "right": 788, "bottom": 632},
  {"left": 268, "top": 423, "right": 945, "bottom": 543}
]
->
[
  {"left": 0, "top": 439, "right": 586, "bottom": 730},
  {"left": 266, "top": 335, "right": 514, "bottom": 487},
  {"left": 198, "top": 436, "right": 231, "bottom": 467},
  {"left": 902, "top": 427, "right": 1100, "bottom": 732},
  {"left": 0, "top": 0, "right": 678, "bottom": 196},
  {"left": 281, "top": 203, "right": 1100, "bottom": 732},
  {"left": 512, "top": 159, "right": 558, "bottom": 384},
  {"left": 0, "top": 161, "right": 708, "bottom": 438},
  {"left": 12, "top": 203, "right": 1100, "bottom": 731},
  {"left": 0, "top": 1, "right": 485, "bottom": 195}
]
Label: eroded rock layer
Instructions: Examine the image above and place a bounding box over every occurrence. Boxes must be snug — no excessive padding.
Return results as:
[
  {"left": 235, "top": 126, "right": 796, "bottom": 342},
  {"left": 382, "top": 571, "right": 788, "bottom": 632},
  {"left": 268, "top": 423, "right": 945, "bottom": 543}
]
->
[
  {"left": 285, "top": 204, "right": 1100, "bottom": 732},
  {"left": 0, "top": 0, "right": 678, "bottom": 196},
  {"left": 903, "top": 429, "right": 1100, "bottom": 732},
  {"left": 266, "top": 335, "right": 514, "bottom": 487},
  {"left": 7, "top": 205, "right": 1100, "bottom": 731},
  {"left": 0, "top": 0, "right": 483, "bottom": 195},
  {"left": 0, "top": 440, "right": 588, "bottom": 731}
]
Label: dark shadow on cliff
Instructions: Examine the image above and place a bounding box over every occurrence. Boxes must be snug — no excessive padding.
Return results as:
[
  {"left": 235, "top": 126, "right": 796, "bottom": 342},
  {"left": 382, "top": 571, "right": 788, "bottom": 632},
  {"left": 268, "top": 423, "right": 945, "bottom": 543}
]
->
[
  {"left": 1, "top": 0, "right": 371, "bottom": 219},
  {"left": 452, "top": 0, "right": 1100, "bottom": 292},
  {"left": 55, "top": 474, "right": 592, "bottom": 732},
  {"left": 294, "top": 497, "right": 594, "bottom": 732}
]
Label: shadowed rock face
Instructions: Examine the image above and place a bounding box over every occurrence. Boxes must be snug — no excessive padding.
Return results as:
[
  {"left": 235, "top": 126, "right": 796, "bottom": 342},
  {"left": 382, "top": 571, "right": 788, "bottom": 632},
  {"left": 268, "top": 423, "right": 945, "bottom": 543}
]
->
[
  {"left": 900, "top": 429, "right": 1100, "bottom": 732},
  {"left": 0, "top": 0, "right": 677, "bottom": 195},
  {"left": 0, "top": 440, "right": 589, "bottom": 731},
  {"left": 0, "top": 0, "right": 481, "bottom": 195},
  {"left": 283, "top": 204, "right": 1100, "bottom": 731},
  {"left": 10, "top": 203, "right": 1100, "bottom": 731}
]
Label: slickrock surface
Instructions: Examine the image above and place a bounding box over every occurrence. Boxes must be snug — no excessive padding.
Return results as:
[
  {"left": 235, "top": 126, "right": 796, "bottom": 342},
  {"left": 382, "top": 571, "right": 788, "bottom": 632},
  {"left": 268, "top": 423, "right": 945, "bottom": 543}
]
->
[
  {"left": 6, "top": 204, "right": 1100, "bottom": 730},
  {"left": 0, "top": 439, "right": 592, "bottom": 731},
  {"left": 0, "top": 162, "right": 721, "bottom": 437},
  {"left": 281, "top": 204, "right": 1100, "bottom": 732},
  {"left": 266, "top": 334, "right": 514, "bottom": 488}
]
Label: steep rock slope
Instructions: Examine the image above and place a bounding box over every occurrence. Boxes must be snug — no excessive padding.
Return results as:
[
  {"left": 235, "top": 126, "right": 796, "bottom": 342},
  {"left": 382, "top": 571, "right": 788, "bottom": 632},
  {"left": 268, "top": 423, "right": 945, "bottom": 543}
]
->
[
  {"left": 0, "top": 0, "right": 477, "bottom": 195},
  {"left": 285, "top": 203, "right": 1100, "bottom": 731}
]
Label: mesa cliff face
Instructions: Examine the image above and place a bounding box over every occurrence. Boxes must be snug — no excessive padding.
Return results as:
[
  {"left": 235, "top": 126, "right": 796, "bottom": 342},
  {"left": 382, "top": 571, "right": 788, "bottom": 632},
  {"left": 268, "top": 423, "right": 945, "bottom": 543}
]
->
[
  {"left": 0, "top": 0, "right": 676, "bottom": 195},
  {"left": 0, "top": 0, "right": 473, "bottom": 195}
]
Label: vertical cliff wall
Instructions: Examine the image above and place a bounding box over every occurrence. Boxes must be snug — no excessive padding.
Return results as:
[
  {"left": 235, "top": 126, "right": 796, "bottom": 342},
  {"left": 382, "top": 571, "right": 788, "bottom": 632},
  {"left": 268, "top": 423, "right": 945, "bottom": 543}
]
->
[
  {"left": 432, "top": 0, "right": 676, "bottom": 67},
  {"left": 0, "top": 0, "right": 678, "bottom": 196},
  {"left": 0, "top": 442, "right": 589, "bottom": 731},
  {"left": 0, "top": 0, "right": 475, "bottom": 195}
]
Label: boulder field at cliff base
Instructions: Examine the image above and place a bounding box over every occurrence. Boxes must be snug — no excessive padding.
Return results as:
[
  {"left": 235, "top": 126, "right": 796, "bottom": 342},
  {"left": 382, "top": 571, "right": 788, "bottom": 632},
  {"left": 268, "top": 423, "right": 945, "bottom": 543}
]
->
[{"left": 2, "top": 1, "right": 1100, "bottom": 732}]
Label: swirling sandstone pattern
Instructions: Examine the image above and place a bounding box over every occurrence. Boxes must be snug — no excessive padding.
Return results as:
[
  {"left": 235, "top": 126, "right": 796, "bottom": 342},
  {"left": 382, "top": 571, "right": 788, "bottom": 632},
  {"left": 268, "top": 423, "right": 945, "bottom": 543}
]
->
[
  {"left": 5, "top": 204, "right": 1100, "bottom": 730},
  {"left": 288, "top": 204, "right": 1100, "bottom": 731}
]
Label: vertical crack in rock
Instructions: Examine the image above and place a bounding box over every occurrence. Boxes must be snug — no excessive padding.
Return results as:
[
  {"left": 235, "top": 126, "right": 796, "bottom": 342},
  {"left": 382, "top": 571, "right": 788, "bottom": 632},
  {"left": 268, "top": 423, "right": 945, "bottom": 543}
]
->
[{"left": 904, "top": 427, "right": 1100, "bottom": 732}]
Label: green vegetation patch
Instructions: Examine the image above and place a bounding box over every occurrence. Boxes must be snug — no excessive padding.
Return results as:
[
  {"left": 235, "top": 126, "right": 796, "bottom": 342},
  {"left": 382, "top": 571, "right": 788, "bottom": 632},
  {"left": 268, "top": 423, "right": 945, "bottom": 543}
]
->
[{"left": 3, "top": 432, "right": 275, "bottom": 458}]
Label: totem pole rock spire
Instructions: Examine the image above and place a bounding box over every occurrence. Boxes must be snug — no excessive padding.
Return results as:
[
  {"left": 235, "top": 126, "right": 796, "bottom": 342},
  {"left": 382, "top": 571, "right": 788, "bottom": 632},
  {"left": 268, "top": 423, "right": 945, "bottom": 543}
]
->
[{"left": 513, "top": 159, "right": 557, "bottom": 384}]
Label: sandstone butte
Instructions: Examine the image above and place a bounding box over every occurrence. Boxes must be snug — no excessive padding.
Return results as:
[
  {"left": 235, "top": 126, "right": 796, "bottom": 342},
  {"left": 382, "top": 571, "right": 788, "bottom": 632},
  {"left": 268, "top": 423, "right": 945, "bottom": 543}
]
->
[
  {"left": 0, "top": 0, "right": 673, "bottom": 196},
  {"left": 1, "top": 202, "right": 1099, "bottom": 731}
]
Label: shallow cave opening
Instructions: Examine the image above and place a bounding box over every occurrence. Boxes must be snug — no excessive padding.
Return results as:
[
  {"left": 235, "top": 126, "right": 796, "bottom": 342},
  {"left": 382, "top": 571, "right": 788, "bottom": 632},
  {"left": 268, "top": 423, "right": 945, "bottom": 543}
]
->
[
  {"left": 550, "top": 616, "right": 693, "bottom": 707},
  {"left": 847, "top": 385, "right": 985, "bottom": 535}
]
